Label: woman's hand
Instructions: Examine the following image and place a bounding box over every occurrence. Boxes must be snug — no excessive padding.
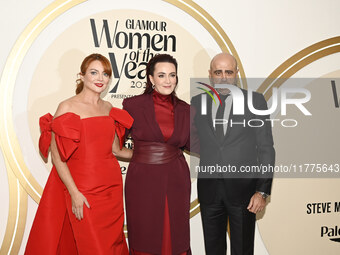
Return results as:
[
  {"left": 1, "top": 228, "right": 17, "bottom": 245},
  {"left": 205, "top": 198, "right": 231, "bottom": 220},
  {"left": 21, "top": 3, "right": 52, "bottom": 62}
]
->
[
  {"left": 112, "top": 133, "right": 133, "bottom": 159},
  {"left": 71, "top": 190, "right": 90, "bottom": 220}
]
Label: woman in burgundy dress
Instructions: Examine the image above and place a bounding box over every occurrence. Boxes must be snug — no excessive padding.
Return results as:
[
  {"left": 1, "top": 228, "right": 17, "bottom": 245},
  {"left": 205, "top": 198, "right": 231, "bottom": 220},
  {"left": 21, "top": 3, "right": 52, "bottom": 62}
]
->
[
  {"left": 25, "top": 53, "right": 132, "bottom": 254},
  {"left": 123, "top": 54, "right": 191, "bottom": 255}
]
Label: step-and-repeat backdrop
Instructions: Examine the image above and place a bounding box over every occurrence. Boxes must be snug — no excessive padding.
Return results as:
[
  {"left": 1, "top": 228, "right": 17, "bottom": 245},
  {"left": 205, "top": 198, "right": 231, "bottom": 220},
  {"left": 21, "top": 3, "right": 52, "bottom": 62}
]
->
[{"left": 0, "top": 0, "right": 339, "bottom": 254}]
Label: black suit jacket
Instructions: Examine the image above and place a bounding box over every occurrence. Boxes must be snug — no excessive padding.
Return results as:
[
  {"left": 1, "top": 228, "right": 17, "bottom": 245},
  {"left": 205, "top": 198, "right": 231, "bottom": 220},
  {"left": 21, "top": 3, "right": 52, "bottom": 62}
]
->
[{"left": 191, "top": 88, "right": 275, "bottom": 206}]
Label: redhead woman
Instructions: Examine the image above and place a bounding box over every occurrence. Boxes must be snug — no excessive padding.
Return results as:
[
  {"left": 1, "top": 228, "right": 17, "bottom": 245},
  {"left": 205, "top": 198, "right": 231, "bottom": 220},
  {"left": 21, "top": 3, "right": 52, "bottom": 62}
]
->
[{"left": 25, "top": 53, "right": 132, "bottom": 255}]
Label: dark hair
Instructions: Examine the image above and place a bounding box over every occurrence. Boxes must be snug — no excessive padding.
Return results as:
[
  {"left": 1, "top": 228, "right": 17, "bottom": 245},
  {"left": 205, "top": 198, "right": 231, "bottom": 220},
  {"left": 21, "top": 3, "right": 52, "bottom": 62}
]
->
[
  {"left": 75, "top": 53, "right": 112, "bottom": 94},
  {"left": 143, "top": 54, "right": 178, "bottom": 95}
]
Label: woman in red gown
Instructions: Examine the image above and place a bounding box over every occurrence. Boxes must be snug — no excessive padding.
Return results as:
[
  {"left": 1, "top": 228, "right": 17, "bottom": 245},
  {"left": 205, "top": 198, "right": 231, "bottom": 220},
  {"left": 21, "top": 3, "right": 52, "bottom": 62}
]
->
[
  {"left": 123, "top": 54, "right": 192, "bottom": 254},
  {"left": 25, "top": 53, "right": 132, "bottom": 254}
]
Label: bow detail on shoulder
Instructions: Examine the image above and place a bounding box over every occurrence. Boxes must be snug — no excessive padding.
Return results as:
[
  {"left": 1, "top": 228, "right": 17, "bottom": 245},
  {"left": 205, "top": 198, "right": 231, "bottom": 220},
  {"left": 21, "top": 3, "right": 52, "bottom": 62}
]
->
[{"left": 39, "top": 113, "right": 53, "bottom": 158}]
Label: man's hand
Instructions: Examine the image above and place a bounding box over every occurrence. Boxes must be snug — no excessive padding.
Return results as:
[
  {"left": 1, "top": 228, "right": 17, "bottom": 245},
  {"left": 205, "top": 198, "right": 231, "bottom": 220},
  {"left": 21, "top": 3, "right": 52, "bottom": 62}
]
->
[{"left": 247, "top": 192, "right": 267, "bottom": 214}]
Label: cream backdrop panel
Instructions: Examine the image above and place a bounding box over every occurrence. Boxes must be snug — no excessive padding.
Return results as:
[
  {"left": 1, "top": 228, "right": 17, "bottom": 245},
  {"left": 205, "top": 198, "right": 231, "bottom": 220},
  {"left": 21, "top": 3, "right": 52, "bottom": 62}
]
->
[{"left": 1, "top": 1, "right": 340, "bottom": 255}]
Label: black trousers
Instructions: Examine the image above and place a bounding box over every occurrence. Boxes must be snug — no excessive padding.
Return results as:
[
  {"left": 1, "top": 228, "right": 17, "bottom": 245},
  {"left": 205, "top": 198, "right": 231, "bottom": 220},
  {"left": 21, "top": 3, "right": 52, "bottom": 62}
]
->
[{"left": 200, "top": 180, "right": 256, "bottom": 255}]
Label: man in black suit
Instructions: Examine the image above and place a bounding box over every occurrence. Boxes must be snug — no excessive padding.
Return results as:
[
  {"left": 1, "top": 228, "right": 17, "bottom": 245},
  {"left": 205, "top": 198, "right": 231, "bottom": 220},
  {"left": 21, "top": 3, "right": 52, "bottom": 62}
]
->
[{"left": 191, "top": 53, "right": 275, "bottom": 255}]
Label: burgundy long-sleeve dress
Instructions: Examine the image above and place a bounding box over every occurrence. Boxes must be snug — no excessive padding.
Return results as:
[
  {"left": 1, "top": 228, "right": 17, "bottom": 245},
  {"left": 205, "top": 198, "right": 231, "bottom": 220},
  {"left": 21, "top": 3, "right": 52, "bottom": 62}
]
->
[{"left": 123, "top": 91, "right": 191, "bottom": 255}]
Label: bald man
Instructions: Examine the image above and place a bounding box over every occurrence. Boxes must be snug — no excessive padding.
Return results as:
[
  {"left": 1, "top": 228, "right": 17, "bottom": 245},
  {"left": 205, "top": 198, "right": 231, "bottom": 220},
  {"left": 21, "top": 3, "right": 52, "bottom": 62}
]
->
[{"left": 191, "top": 53, "right": 275, "bottom": 255}]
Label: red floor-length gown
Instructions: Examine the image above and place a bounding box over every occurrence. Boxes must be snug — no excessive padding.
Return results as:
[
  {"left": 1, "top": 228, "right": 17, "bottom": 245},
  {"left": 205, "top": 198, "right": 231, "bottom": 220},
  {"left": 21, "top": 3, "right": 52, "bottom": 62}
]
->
[
  {"left": 124, "top": 91, "right": 191, "bottom": 255},
  {"left": 25, "top": 107, "right": 132, "bottom": 255}
]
